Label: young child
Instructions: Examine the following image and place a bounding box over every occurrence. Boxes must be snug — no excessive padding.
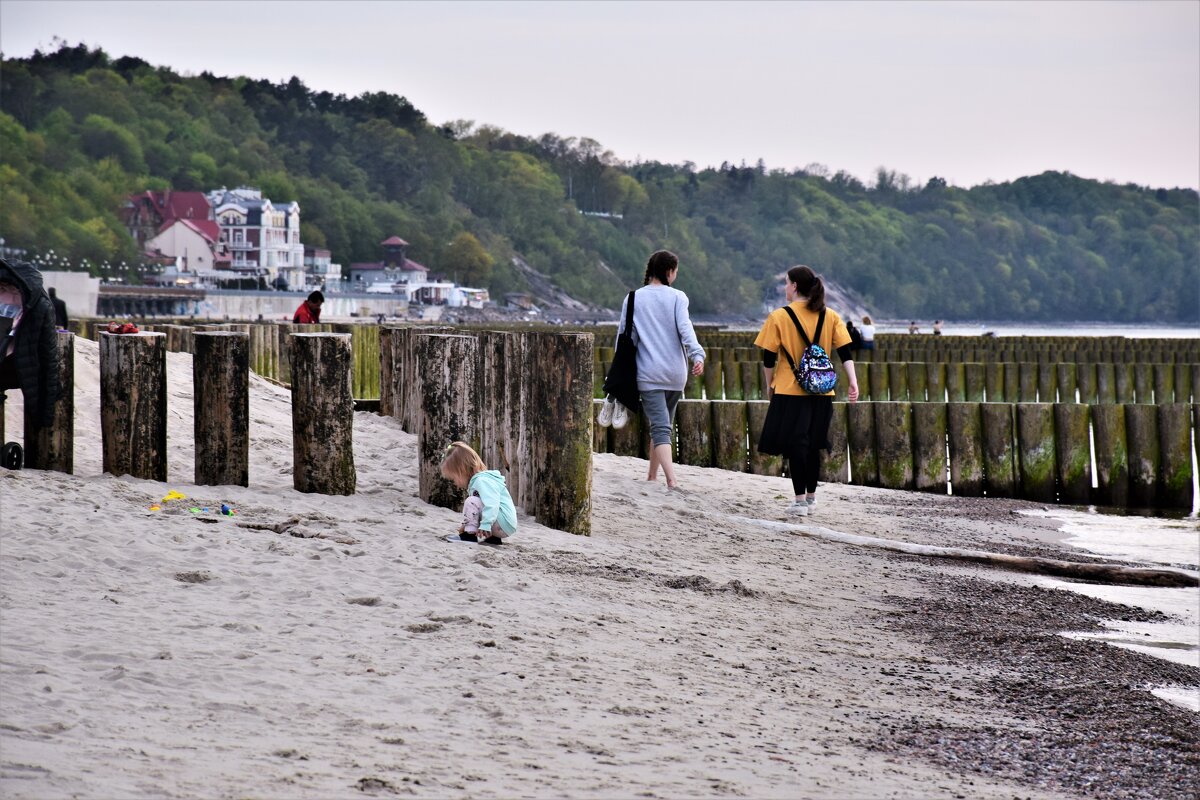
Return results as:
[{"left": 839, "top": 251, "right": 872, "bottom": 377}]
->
[{"left": 439, "top": 441, "right": 518, "bottom": 544}]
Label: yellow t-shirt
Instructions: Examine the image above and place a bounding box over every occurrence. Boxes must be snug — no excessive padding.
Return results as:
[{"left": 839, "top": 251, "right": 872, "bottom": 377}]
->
[{"left": 754, "top": 303, "right": 852, "bottom": 396}]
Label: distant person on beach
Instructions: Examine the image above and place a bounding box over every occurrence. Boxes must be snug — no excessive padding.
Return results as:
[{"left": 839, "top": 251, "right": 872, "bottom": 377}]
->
[
  {"left": 293, "top": 291, "right": 324, "bottom": 324},
  {"left": 48, "top": 287, "right": 68, "bottom": 330},
  {"left": 615, "top": 250, "right": 705, "bottom": 492},
  {"left": 845, "top": 319, "right": 863, "bottom": 352},
  {"left": 754, "top": 266, "right": 858, "bottom": 517},
  {"left": 908, "top": 321, "right": 919, "bottom": 335},
  {"left": 440, "top": 441, "right": 517, "bottom": 544},
  {"left": 859, "top": 315, "right": 875, "bottom": 351},
  {"left": 933, "top": 319, "right": 943, "bottom": 335}
]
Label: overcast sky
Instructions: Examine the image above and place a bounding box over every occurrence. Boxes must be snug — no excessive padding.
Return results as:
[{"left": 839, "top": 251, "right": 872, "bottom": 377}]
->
[{"left": 3, "top": 0, "right": 1197, "bottom": 190}]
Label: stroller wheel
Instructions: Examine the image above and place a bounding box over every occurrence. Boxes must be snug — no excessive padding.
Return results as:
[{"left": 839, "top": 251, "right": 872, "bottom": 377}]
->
[{"left": 2, "top": 441, "right": 23, "bottom": 470}]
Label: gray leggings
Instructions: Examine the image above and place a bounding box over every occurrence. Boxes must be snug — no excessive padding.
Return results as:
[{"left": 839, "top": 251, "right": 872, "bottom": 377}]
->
[{"left": 641, "top": 389, "right": 682, "bottom": 447}]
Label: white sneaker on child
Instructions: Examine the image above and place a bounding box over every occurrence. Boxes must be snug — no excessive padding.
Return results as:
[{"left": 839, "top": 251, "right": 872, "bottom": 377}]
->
[
  {"left": 806, "top": 495, "right": 818, "bottom": 512},
  {"left": 597, "top": 397, "right": 615, "bottom": 428},
  {"left": 786, "top": 501, "right": 809, "bottom": 517},
  {"left": 611, "top": 402, "right": 630, "bottom": 430}
]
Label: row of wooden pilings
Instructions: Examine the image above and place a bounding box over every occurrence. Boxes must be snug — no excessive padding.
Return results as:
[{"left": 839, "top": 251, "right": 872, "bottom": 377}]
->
[
  {"left": 377, "top": 327, "right": 594, "bottom": 535},
  {"left": 593, "top": 351, "right": 1200, "bottom": 406},
  {"left": 592, "top": 398, "right": 1197, "bottom": 510}
]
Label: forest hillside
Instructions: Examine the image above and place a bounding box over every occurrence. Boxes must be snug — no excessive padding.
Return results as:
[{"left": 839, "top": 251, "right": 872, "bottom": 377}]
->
[{"left": 1, "top": 44, "right": 1196, "bottom": 321}]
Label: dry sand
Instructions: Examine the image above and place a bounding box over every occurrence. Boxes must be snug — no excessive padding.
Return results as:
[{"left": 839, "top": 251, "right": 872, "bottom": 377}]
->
[{"left": 1, "top": 337, "right": 1196, "bottom": 799}]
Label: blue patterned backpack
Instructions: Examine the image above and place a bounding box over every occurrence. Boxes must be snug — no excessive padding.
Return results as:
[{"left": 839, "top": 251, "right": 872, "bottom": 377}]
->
[{"left": 780, "top": 306, "right": 838, "bottom": 394}]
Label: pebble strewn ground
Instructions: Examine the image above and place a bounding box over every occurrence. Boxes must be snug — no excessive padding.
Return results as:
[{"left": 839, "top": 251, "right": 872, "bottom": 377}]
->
[{"left": 872, "top": 574, "right": 1199, "bottom": 800}]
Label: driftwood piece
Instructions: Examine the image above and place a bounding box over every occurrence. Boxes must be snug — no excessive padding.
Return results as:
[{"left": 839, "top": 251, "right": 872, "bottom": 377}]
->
[
  {"left": 193, "top": 331, "right": 250, "bottom": 487},
  {"left": 289, "top": 333, "right": 356, "bottom": 495},
  {"left": 100, "top": 332, "right": 168, "bottom": 481}
]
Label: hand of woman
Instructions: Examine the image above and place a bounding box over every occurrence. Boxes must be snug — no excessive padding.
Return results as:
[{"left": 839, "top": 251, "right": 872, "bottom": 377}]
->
[
  {"left": 847, "top": 383, "right": 860, "bottom": 403},
  {"left": 691, "top": 360, "right": 704, "bottom": 376}
]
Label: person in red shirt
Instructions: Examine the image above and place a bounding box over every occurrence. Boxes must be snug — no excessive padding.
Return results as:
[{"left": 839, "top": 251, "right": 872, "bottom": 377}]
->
[{"left": 293, "top": 291, "right": 324, "bottom": 324}]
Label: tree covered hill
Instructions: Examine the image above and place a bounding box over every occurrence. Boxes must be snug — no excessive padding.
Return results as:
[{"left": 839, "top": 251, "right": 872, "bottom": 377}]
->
[{"left": 2, "top": 43, "right": 1196, "bottom": 322}]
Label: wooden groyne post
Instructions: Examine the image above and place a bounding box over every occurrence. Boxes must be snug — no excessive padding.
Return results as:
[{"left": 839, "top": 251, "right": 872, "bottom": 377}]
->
[
  {"left": 528, "top": 332, "right": 593, "bottom": 535},
  {"left": 100, "top": 331, "right": 167, "bottom": 481},
  {"left": 290, "top": 333, "right": 356, "bottom": 495},
  {"left": 416, "top": 333, "right": 480, "bottom": 510},
  {"left": 24, "top": 331, "right": 74, "bottom": 473},
  {"left": 193, "top": 331, "right": 250, "bottom": 487}
]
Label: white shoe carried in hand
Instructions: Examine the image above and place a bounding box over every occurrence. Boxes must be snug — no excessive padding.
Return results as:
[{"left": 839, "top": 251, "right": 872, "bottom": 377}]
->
[
  {"left": 597, "top": 396, "right": 615, "bottom": 428},
  {"left": 611, "top": 402, "right": 630, "bottom": 430}
]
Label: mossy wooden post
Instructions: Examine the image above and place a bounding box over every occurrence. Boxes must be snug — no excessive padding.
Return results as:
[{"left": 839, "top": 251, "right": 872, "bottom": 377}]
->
[
  {"left": 1056, "top": 364, "right": 1078, "bottom": 404},
  {"left": 1123, "top": 404, "right": 1159, "bottom": 508},
  {"left": 1158, "top": 404, "right": 1192, "bottom": 509},
  {"left": 609, "top": 407, "right": 643, "bottom": 458},
  {"left": 1002, "top": 363, "right": 1019, "bottom": 405},
  {"left": 1153, "top": 365, "right": 1174, "bottom": 405},
  {"left": 963, "top": 363, "right": 985, "bottom": 403},
  {"left": 684, "top": 369, "right": 704, "bottom": 400},
  {"left": 416, "top": 333, "right": 478, "bottom": 508},
  {"left": 906, "top": 363, "right": 928, "bottom": 402},
  {"left": 981, "top": 403, "right": 1017, "bottom": 498},
  {"left": 711, "top": 400, "right": 748, "bottom": 473},
  {"left": 1173, "top": 363, "right": 1191, "bottom": 405},
  {"left": 1114, "top": 364, "right": 1134, "bottom": 404},
  {"left": 1076, "top": 364, "right": 1097, "bottom": 405},
  {"left": 926, "top": 362, "right": 946, "bottom": 403},
  {"left": 947, "top": 402, "right": 984, "bottom": 497},
  {"left": 24, "top": 331, "right": 74, "bottom": 474},
  {"left": 1095, "top": 363, "right": 1116, "bottom": 404},
  {"left": 1133, "top": 364, "right": 1154, "bottom": 404},
  {"left": 869, "top": 362, "right": 888, "bottom": 401},
  {"left": 1016, "top": 403, "right": 1056, "bottom": 503},
  {"left": 290, "top": 333, "right": 356, "bottom": 496},
  {"left": 592, "top": 400, "right": 609, "bottom": 453},
  {"left": 945, "top": 363, "right": 966, "bottom": 402},
  {"left": 874, "top": 402, "right": 914, "bottom": 490},
  {"left": 857, "top": 361, "right": 871, "bottom": 401},
  {"left": 378, "top": 325, "right": 397, "bottom": 418},
  {"left": 192, "top": 332, "right": 249, "bottom": 487},
  {"left": 911, "top": 402, "right": 947, "bottom": 493},
  {"left": 1037, "top": 363, "right": 1057, "bottom": 403},
  {"left": 1091, "top": 404, "right": 1128, "bottom": 507},
  {"left": 1053, "top": 404, "right": 1091, "bottom": 505},
  {"left": 820, "top": 402, "right": 849, "bottom": 483},
  {"left": 887, "top": 362, "right": 908, "bottom": 401},
  {"left": 703, "top": 350, "right": 723, "bottom": 400},
  {"left": 100, "top": 332, "right": 167, "bottom": 482},
  {"left": 504, "top": 331, "right": 529, "bottom": 510},
  {"left": 984, "top": 362, "right": 1005, "bottom": 403},
  {"left": 847, "top": 402, "right": 878, "bottom": 486},
  {"left": 722, "top": 359, "right": 744, "bottom": 401},
  {"left": 477, "top": 331, "right": 508, "bottom": 476},
  {"left": 530, "top": 332, "right": 593, "bottom": 535},
  {"left": 741, "top": 363, "right": 762, "bottom": 401},
  {"left": 676, "top": 399, "right": 714, "bottom": 467},
  {"left": 747, "top": 401, "right": 782, "bottom": 476},
  {"left": 1018, "top": 363, "right": 1038, "bottom": 402}
]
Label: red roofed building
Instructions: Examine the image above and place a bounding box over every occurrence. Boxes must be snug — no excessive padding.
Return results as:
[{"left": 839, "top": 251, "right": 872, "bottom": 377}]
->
[
  {"left": 122, "top": 191, "right": 213, "bottom": 249},
  {"left": 347, "top": 235, "right": 430, "bottom": 286},
  {"left": 144, "top": 217, "right": 231, "bottom": 281}
]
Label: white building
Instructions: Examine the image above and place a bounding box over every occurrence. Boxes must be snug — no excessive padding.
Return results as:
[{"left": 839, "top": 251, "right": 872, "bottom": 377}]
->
[{"left": 206, "top": 187, "right": 305, "bottom": 290}]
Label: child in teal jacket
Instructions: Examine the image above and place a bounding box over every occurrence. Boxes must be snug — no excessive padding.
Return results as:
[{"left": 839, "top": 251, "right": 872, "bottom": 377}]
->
[{"left": 440, "top": 441, "right": 518, "bottom": 544}]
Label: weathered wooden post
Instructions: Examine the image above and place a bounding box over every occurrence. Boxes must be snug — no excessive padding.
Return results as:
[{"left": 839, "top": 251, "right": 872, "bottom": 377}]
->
[
  {"left": 887, "top": 362, "right": 908, "bottom": 402},
  {"left": 819, "top": 402, "right": 849, "bottom": 483},
  {"left": 947, "top": 402, "right": 984, "bottom": 497},
  {"left": 1056, "top": 364, "right": 1077, "bottom": 404},
  {"left": 1002, "top": 363, "right": 1019, "bottom": 405},
  {"left": 868, "top": 362, "right": 889, "bottom": 401},
  {"left": 747, "top": 401, "right": 782, "bottom": 476},
  {"left": 1076, "top": 363, "right": 1097, "bottom": 405},
  {"left": 874, "top": 402, "right": 914, "bottom": 490},
  {"left": 100, "top": 332, "right": 167, "bottom": 482},
  {"left": 985, "top": 362, "right": 1005, "bottom": 403},
  {"left": 676, "top": 399, "right": 714, "bottom": 467},
  {"left": 1091, "top": 404, "right": 1128, "bottom": 507},
  {"left": 1124, "top": 404, "right": 1159, "bottom": 508},
  {"left": 24, "top": 331, "right": 74, "bottom": 473},
  {"left": 1037, "top": 363, "right": 1057, "bottom": 403},
  {"left": 479, "top": 330, "right": 510, "bottom": 476},
  {"left": 711, "top": 400, "right": 748, "bottom": 473},
  {"left": 906, "top": 363, "right": 928, "bottom": 402},
  {"left": 1018, "top": 363, "right": 1038, "bottom": 402},
  {"left": 379, "top": 325, "right": 397, "bottom": 418},
  {"left": 1096, "top": 363, "right": 1117, "bottom": 404},
  {"left": 1134, "top": 364, "right": 1154, "bottom": 404},
  {"left": 722, "top": 358, "right": 744, "bottom": 401},
  {"left": 981, "top": 403, "right": 1017, "bottom": 498},
  {"left": 703, "top": 350, "right": 723, "bottom": 400},
  {"left": 530, "top": 332, "right": 593, "bottom": 535},
  {"left": 1158, "top": 404, "right": 1193, "bottom": 509},
  {"left": 1054, "top": 404, "right": 1091, "bottom": 504},
  {"left": 193, "top": 331, "right": 249, "bottom": 487},
  {"left": 911, "top": 402, "right": 947, "bottom": 493},
  {"left": 1153, "top": 365, "right": 1175, "bottom": 405},
  {"left": 415, "top": 333, "right": 478, "bottom": 508},
  {"left": 847, "top": 402, "right": 878, "bottom": 486},
  {"left": 592, "top": 400, "right": 610, "bottom": 453},
  {"left": 857, "top": 362, "right": 871, "bottom": 402},
  {"left": 964, "top": 363, "right": 986, "bottom": 403},
  {"left": 945, "top": 363, "right": 966, "bottom": 403},
  {"left": 1016, "top": 403, "right": 1056, "bottom": 502},
  {"left": 290, "top": 332, "right": 356, "bottom": 496},
  {"left": 1174, "top": 363, "right": 1192, "bottom": 405},
  {"left": 504, "top": 331, "right": 529, "bottom": 510},
  {"left": 925, "top": 361, "right": 946, "bottom": 403},
  {"left": 1114, "top": 364, "right": 1135, "bottom": 403}
]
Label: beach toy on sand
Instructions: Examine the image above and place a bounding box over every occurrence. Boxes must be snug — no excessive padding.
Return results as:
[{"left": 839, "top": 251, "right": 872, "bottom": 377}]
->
[
  {"left": 149, "top": 504, "right": 160, "bottom": 511},
  {"left": 220, "top": 504, "right": 234, "bottom": 516},
  {"left": 189, "top": 507, "right": 201, "bottom": 513},
  {"left": 162, "top": 490, "right": 187, "bottom": 502}
]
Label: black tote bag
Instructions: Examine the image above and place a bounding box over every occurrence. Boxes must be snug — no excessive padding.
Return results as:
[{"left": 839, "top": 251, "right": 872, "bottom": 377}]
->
[{"left": 603, "top": 290, "right": 640, "bottom": 413}]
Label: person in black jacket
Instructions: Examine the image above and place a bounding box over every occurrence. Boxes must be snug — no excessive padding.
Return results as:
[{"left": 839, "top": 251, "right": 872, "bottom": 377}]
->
[
  {"left": 0, "top": 258, "right": 61, "bottom": 431},
  {"left": 48, "top": 287, "right": 68, "bottom": 330}
]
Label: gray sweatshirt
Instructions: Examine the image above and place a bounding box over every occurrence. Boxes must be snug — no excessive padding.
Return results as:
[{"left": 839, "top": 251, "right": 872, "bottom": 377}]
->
[{"left": 616, "top": 284, "right": 706, "bottom": 392}]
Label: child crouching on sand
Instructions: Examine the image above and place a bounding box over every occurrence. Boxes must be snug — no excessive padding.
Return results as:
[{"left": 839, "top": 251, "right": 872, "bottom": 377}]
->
[{"left": 440, "top": 441, "right": 518, "bottom": 545}]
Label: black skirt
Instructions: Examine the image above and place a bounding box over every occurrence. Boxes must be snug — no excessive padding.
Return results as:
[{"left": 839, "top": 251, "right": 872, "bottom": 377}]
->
[{"left": 756, "top": 394, "right": 834, "bottom": 456}]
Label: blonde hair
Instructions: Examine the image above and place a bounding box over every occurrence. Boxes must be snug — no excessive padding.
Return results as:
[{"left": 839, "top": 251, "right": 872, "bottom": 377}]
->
[
  {"left": 440, "top": 441, "right": 486, "bottom": 485},
  {"left": 862, "top": 315, "right": 873, "bottom": 325}
]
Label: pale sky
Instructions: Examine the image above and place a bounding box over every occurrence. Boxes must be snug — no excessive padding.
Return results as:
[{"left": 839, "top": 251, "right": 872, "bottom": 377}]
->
[{"left": 3, "top": 0, "right": 1197, "bottom": 190}]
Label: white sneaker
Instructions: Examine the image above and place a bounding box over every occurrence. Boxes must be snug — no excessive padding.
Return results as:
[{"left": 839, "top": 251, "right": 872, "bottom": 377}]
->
[
  {"left": 786, "top": 501, "right": 809, "bottom": 517},
  {"left": 611, "top": 402, "right": 630, "bottom": 430},
  {"left": 806, "top": 495, "right": 818, "bottom": 512},
  {"left": 597, "top": 397, "right": 615, "bottom": 428}
]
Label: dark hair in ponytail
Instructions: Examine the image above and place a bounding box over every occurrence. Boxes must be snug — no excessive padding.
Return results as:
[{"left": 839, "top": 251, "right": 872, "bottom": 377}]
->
[
  {"left": 787, "top": 265, "right": 825, "bottom": 313},
  {"left": 644, "top": 250, "right": 679, "bottom": 285}
]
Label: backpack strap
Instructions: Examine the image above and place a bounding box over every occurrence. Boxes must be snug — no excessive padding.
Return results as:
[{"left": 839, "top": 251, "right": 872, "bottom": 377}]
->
[
  {"left": 623, "top": 289, "right": 637, "bottom": 339},
  {"left": 782, "top": 305, "right": 815, "bottom": 349}
]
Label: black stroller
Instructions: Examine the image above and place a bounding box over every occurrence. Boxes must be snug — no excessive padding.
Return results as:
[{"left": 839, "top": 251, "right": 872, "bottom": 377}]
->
[{"left": 0, "top": 257, "right": 61, "bottom": 470}]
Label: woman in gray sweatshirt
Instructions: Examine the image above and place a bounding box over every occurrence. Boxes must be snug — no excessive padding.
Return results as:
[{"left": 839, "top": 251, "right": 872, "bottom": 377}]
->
[{"left": 615, "top": 250, "right": 705, "bottom": 491}]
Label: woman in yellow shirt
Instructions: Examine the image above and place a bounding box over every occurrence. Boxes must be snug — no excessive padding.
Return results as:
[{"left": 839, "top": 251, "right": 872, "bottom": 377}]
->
[{"left": 754, "top": 266, "right": 859, "bottom": 517}]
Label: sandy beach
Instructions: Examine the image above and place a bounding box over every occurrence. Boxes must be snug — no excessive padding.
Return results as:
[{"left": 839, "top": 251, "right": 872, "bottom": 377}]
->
[{"left": 1, "top": 336, "right": 1197, "bottom": 799}]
